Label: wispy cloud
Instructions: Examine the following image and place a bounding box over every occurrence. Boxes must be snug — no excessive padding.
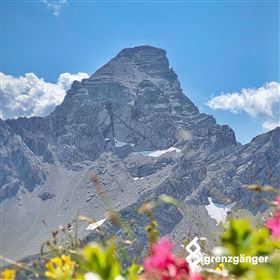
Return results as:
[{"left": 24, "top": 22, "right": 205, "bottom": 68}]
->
[
  {"left": 41, "top": 0, "right": 68, "bottom": 16},
  {"left": 207, "top": 82, "right": 280, "bottom": 131},
  {"left": 0, "top": 72, "right": 89, "bottom": 120}
]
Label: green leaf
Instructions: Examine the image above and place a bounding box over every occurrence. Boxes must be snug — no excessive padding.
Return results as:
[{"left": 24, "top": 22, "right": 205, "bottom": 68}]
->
[
  {"left": 127, "top": 263, "right": 141, "bottom": 280},
  {"left": 83, "top": 242, "right": 121, "bottom": 280}
]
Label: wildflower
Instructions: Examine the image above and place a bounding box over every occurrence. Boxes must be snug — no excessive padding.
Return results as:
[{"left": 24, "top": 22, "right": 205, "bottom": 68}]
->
[
  {"left": 106, "top": 211, "right": 121, "bottom": 227},
  {"left": 0, "top": 269, "right": 16, "bottom": 280},
  {"left": 114, "top": 276, "right": 126, "bottom": 280},
  {"left": 212, "top": 246, "right": 228, "bottom": 257},
  {"left": 138, "top": 202, "right": 155, "bottom": 214},
  {"left": 143, "top": 237, "right": 189, "bottom": 280},
  {"left": 84, "top": 272, "right": 102, "bottom": 280},
  {"left": 266, "top": 208, "right": 280, "bottom": 238},
  {"left": 215, "top": 263, "right": 225, "bottom": 272},
  {"left": 45, "top": 255, "right": 75, "bottom": 279},
  {"left": 86, "top": 218, "right": 106, "bottom": 231},
  {"left": 189, "top": 274, "right": 204, "bottom": 280},
  {"left": 241, "top": 184, "right": 262, "bottom": 192}
]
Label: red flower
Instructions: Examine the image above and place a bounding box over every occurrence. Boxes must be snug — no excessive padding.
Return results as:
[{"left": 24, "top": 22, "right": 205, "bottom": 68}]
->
[
  {"left": 143, "top": 237, "right": 190, "bottom": 280},
  {"left": 266, "top": 210, "right": 280, "bottom": 238}
]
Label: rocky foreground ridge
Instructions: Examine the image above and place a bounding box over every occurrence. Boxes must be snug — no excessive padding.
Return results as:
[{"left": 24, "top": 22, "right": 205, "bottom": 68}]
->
[{"left": 1, "top": 46, "right": 279, "bottom": 261}]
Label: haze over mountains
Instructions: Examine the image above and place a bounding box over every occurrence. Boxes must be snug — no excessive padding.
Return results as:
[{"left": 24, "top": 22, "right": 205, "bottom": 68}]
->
[{"left": 1, "top": 46, "right": 279, "bottom": 261}]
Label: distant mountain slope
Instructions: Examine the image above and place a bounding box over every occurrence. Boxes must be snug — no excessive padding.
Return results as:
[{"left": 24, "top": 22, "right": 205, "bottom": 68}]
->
[
  {"left": 1, "top": 46, "right": 279, "bottom": 261},
  {"left": 0, "top": 119, "right": 46, "bottom": 202}
]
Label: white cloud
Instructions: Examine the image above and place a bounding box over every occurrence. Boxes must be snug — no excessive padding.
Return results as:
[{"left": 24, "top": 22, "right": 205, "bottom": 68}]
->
[
  {"left": 207, "top": 82, "right": 280, "bottom": 131},
  {"left": 41, "top": 0, "right": 68, "bottom": 16},
  {"left": 262, "top": 121, "right": 280, "bottom": 131},
  {"left": 0, "top": 72, "right": 89, "bottom": 120}
]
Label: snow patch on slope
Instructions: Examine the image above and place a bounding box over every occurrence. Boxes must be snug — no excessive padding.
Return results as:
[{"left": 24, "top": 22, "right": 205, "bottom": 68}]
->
[
  {"left": 114, "top": 138, "right": 135, "bottom": 148},
  {"left": 205, "top": 197, "right": 235, "bottom": 225},
  {"left": 132, "top": 177, "right": 144, "bottom": 181},
  {"left": 137, "top": 147, "right": 181, "bottom": 157}
]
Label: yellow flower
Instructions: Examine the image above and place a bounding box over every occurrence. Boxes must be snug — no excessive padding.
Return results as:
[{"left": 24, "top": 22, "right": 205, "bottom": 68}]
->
[
  {"left": 215, "top": 263, "right": 225, "bottom": 271},
  {"left": 51, "top": 257, "right": 63, "bottom": 267},
  {"left": 61, "top": 255, "right": 75, "bottom": 270},
  {"left": 0, "top": 269, "right": 16, "bottom": 280},
  {"left": 45, "top": 255, "right": 75, "bottom": 279}
]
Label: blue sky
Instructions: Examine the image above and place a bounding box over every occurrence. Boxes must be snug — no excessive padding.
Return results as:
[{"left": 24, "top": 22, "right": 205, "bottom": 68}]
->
[{"left": 1, "top": 0, "right": 279, "bottom": 143}]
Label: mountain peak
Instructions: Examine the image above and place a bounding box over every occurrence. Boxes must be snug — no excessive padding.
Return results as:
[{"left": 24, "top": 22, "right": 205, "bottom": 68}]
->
[
  {"left": 91, "top": 45, "right": 171, "bottom": 81},
  {"left": 116, "top": 45, "right": 167, "bottom": 57},
  {"left": 7, "top": 45, "right": 237, "bottom": 167}
]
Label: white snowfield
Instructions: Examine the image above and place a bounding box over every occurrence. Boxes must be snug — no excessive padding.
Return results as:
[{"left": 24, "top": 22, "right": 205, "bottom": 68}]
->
[
  {"left": 137, "top": 147, "right": 181, "bottom": 157},
  {"left": 205, "top": 197, "right": 236, "bottom": 225},
  {"left": 114, "top": 139, "right": 181, "bottom": 157}
]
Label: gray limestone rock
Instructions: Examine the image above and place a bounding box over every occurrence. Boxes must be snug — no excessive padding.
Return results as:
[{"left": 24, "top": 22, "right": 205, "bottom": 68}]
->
[{"left": 0, "top": 119, "right": 46, "bottom": 202}]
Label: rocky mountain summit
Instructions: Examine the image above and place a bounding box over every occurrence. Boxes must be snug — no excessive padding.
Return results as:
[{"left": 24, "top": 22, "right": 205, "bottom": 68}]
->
[
  {"left": 1, "top": 46, "right": 279, "bottom": 261},
  {"left": 6, "top": 46, "right": 235, "bottom": 164}
]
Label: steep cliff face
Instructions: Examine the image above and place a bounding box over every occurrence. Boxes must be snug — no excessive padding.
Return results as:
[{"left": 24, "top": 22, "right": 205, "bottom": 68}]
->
[
  {"left": 1, "top": 46, "right": 279, "bottom": 261},
  {"left": 7, "top": 46, "right": 236, "bottom": 165},
  {"left": 0, "top": 120, "right": 46, "bottom": 202}
]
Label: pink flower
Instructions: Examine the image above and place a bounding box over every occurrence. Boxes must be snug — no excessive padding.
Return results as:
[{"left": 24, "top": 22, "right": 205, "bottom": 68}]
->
[
  {"left": 266, "top": 209, "right": 280, "bottom": 238},
  {"left": 276, "top": 195, "right": 280, "bottom": 207},
  {"left": 144, "top": 238, "right": 174, "bottom": 271},
  {"left": 143, "top": 237, "right": 190, "bottom": 280},
  {"left": 189, "top": 274, "right": 204, "bottom": 280}
]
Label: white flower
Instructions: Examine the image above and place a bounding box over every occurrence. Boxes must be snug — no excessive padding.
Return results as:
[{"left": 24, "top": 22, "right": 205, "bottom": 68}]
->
[
  {"left": 84, "top": 272, "right": 102, "bottom": 280},
  {"left": 115, "top": 276, "right": 125, "bottom": 280},
  {"left": 86, "top": 218, "right": 106, "bottom": 231},
  {"left": 212, "top": 246, "right": 227, "bottom": 256},
  {"left": 204, "top": 268, "right": 228, "bottom": 277}
]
